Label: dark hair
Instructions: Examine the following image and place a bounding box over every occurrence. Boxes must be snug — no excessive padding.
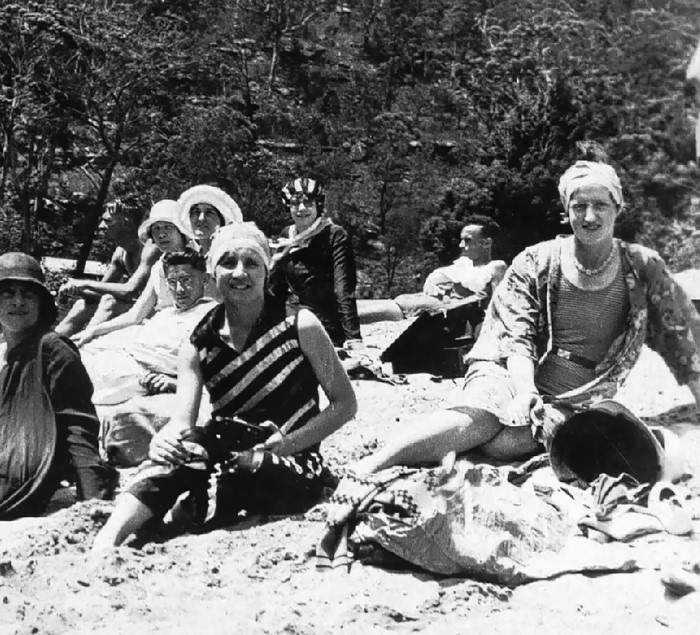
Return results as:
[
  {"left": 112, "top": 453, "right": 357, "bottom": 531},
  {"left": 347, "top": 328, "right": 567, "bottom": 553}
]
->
[
  {"left": 462, "top": 215, "right": 501, "bottom": 240},
  {"left": 188, "top": 202, "right": 225, "bottom": 227},
  {"left": 162, "top": 248, "right": 206, "bottom": 273},
  {"left": 281, "top": 177, "right": 326, "bottom": 215},
  {"left": 107, "top": 198, "right": 145, "bottom": 226}
]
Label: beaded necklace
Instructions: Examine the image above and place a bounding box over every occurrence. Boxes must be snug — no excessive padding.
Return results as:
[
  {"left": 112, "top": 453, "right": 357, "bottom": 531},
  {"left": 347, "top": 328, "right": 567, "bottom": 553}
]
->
[{"left": 573, "top": 244, "right": 615, "bottom": 276}]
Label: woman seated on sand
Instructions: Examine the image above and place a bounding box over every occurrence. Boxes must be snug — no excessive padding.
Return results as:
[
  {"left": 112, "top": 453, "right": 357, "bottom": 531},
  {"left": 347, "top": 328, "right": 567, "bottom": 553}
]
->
[
  {"left": 356, "top": 160, "right": 700, "bottom": 473},
  {"left": 270, "top": 177, "right": 363, "bottom": 349},
  {"left": 0, "top": 253, "right": 114, "bottom": 519},
  {"left": 73, "top": 199, "right": 197, "bottom": 347},
  {"left": 177, "top": 184, "right": 242, "bottom": 256},
  {"left": 80, "top": 248, "right": 217, "bottom": 405},
  {"left": 93, "top": 222, "right": 357, "bottom": 549}
]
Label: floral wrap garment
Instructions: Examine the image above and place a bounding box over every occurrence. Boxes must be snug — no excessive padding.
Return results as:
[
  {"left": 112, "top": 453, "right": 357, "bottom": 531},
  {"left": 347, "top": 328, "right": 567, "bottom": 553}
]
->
[{"left": 468, "top": 236, "right": 700, "bottom": 415}]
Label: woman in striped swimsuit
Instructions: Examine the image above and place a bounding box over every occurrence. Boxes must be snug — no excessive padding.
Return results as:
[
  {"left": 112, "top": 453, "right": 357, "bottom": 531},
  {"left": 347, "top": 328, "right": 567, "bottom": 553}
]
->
[
  {"left": 93, "top": 222, "right": 356, "bottom": 549},
  {"left": 357, "top": 161, "right": 700, "bottom": 473}
]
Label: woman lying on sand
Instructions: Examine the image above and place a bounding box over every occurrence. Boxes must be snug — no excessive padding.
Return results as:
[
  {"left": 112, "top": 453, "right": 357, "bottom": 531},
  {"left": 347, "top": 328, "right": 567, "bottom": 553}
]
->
[{"left": 93, "top": 222, "right": 356, "bottom": 550}]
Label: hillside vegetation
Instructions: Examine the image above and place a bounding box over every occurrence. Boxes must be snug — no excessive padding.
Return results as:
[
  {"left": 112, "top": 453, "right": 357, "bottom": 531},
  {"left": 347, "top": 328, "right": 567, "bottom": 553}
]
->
[{"left": 1, "top": 0, "right": 699, "bottom": 294}]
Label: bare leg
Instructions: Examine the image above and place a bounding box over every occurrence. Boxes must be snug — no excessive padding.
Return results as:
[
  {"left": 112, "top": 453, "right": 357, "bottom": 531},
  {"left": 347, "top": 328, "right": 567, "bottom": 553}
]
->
[
  {"left": 92, "top": 493, "right": 154, "bottom": 552},
  {"left": 85, "top": 294, "right": 130, "bottom": 329},
  {"left": 357, "top": 299, "right": 404, "bottom": 324},
  {"left": 354, "top": 407, "right": 503, "bottom": 473},
  {"left": 55, "top": 298, "right": 97, "bottom": 337},
  {"left": 394, "top": 293, "right": 443, "bottom": 318},
  {"left": 479, "top": 426, "right": 541, "bottom": 461}
]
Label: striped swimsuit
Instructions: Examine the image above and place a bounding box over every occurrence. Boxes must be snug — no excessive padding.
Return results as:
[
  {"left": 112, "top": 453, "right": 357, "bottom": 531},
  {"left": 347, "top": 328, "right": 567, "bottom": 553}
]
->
[
  {"left": 196, "top": 304, "right": 321, "bottom": 439},
  {"left": 129, "top": 304, "right": 328, "bottom": 523}
]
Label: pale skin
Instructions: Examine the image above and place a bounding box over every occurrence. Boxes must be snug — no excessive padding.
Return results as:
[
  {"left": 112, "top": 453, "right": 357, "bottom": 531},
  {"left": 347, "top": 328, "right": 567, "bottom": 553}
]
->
[
  {"left": 55, "top": 209, "right": 162, "bottom": 337},
  {"left": 72, "top": 223, "right": 187, "bottom": 347},
  {"left": 92, "top": 245, "right": 356, "bottom": 551},
  {"left": 188, "top": 204, "right": 222, "bottom": 255},
  {"left": 356, "top": 184, "right": 700, "bottom": 474},
  {"left": 0, "top": 283, "right": 41, "bottom": 353}
]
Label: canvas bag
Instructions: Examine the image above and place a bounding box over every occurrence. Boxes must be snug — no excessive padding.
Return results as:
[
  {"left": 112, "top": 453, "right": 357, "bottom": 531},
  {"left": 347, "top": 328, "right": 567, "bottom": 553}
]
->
[{"left": 0, "top": 336, "right": 57, "bottom": 518}]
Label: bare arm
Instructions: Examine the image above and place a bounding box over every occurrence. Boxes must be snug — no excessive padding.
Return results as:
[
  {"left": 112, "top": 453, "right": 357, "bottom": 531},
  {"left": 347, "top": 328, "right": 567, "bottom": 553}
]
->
[
  {"left": 61, "top": 243, "right": 161, "bottom": 302},
  {"left": 73, "top": 279, "right": 158, "bottom": 346},
  {"left": 261, "top": 309, "right": 357, "bottom": 455},
  {"left": 506, "top": 353, "right": 544, "bottom": 427},
  {"left": 148, "top": 342, "right": 205, "bottom": 464}
]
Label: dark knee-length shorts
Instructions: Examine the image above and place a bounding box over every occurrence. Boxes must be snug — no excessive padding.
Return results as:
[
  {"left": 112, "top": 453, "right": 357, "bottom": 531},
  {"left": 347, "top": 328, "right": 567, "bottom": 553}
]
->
[{"left": 128, "top": 418, "right": 327, "bottom": 524}]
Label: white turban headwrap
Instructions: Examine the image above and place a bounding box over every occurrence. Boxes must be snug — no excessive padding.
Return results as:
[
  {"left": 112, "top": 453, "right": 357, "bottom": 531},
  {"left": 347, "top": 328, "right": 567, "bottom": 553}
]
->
[
  {"left": 558, "top": 161, "right": 624, "bottom": 210},
  {"left": 206, "top": 222, "right": 271, "bottom": 276}
]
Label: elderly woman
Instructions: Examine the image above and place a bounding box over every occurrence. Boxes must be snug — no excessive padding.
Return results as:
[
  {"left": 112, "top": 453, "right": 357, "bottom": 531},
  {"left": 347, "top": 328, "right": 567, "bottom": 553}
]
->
[
  {"left": 93, "top": 222, "right": 357, "bottom": 549},
  {"left": 270, "top": 177, "right": 363, "bottom": 349},
  {"left": 356, "top": 161, "right": 700, "bottom": 473},
  {"left": 177, "top": 184, "right": 242, "bottom": 255},
  {"left": 0, "top": 253, "right": 114, "bottom": 518},
  {"left": 74, "top": 200, "right": 196, "bottom": 347}
]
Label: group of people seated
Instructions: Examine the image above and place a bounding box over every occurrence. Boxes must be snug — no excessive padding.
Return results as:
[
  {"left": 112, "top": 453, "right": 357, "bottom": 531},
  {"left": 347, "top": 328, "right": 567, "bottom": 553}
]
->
[{"left": 1, "top": 162, "right": 699, "bottom": 559}]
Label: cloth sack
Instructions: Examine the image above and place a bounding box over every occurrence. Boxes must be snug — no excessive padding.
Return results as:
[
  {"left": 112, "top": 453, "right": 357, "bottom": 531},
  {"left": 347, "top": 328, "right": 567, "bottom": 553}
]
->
[
  {"left": 98, "top": 392, "right": 212, "bottom": 467},
  {"left": 317, "top": 462, "right": 638, "bottom": 584}
]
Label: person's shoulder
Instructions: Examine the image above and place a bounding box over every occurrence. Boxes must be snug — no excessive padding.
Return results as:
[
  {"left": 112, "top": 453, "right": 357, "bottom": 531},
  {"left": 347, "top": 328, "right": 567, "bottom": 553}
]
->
[
  {"left": 109, "top": 245, "right": 127, "bottom": 263},
  {"left": 190, "top": 302, "right": 224, "bottom": 347},
  {"left": 296, "top": 307, "right": 323, "bottom": 331},
  {"left": 621, "top": 240, "right": 663, "bottom": 263},
  {"left": 319, "top": 221, "right": 346, "bottom": 241},
  {"left": 512, "top": 239, "right": 556, "bottom": 266},
  {"left": 40, "top": 330, "right": 81, "bottom": 361}
]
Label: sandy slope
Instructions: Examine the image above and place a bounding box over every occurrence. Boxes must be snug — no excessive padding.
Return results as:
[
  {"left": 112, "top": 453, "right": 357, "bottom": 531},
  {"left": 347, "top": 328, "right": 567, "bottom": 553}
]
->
[{"left": 1, "top": 321, "right": 699, "bottom": 635}]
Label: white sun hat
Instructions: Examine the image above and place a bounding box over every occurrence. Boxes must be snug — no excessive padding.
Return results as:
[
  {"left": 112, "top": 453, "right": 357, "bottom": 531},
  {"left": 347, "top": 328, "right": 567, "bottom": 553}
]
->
[
  {"left": 137, "top": 199, "right": 194, "bottom": 245},
  {"left": 177, "top": 185, "right": 243, "bottom": 235}
]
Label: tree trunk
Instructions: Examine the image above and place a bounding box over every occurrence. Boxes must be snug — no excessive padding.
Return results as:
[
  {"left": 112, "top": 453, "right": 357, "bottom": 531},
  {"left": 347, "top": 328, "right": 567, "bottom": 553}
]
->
[
  {"left": 74, "top": 159, "right": 116, "bottom": 275},
  {"left": 268, "top": 38, "right": 280, "bottom": 91},
  {"left": 20, "top": 193, "right": 32, "bottom": 253}
]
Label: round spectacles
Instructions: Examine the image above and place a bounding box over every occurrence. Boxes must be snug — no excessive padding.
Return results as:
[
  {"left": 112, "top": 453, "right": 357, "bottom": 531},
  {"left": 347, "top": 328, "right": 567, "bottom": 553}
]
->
[{"left": 166, "top": 276, "right": 195, "bottom": 289}]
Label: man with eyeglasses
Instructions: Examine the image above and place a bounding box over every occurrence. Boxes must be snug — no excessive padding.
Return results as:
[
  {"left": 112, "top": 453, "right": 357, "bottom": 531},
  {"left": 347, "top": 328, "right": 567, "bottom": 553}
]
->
[{"left": 79, "top": 248, "right": 216, "bottom": 405}]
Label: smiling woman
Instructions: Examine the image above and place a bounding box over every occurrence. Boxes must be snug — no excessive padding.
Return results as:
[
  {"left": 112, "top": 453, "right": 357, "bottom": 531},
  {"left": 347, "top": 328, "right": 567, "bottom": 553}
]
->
[
  {"left": 356, "top": 161, "right": 700, "bottom": 475},
  {"left": 0, "top": 253, "right": 115, "bottom": 518},
  {"left": 177, "top": 185, "right": 242, "bottom": 256},
  {"left": 270, "top": 177, "right": 363, "bottom": 349},
  {"left": 92, "top": 222, "right": 357, "bottom": 551}
]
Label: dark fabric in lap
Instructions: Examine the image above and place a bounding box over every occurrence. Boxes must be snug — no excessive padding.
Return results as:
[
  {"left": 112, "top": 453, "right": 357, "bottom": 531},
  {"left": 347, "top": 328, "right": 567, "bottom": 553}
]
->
[{"left": 129, "top": 417, "right": 326, "bottom": 524}]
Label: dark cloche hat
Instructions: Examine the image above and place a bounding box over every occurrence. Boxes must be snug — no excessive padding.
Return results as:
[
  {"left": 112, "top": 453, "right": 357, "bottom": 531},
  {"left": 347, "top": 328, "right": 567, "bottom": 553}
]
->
[{"left": 0, "top": 252, "right": 57, "bottom": 324}]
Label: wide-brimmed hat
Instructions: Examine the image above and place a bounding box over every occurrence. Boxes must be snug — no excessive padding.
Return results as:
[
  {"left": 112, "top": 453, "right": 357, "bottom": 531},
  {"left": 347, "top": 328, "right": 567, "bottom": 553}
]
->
[
  {"left": 137, "top": 199, "right": 194, "bottom": 245},
  {"left": 0, "top": 252, "right": 57, "bottom": 324},
  {"left": 177, "top": 185, "right": 242, "bottom": 235}
]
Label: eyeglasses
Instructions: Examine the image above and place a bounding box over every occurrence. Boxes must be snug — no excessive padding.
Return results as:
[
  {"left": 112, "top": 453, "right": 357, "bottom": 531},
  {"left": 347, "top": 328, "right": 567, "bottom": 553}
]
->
[
  {"left": 569, "top": 201, "right": 615, "bottom": 214},
  {"left": 288, "top": 196, "right": 317, "bottom": 207},
  {"left": 166, "top": 276, "right": 195, "bottom": 289}
]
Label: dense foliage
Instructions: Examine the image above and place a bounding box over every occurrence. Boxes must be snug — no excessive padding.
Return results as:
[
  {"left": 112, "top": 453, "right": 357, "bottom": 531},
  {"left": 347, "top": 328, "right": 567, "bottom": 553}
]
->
[{"left": 1, "top": 0, "right": 699, "bottom": 294}]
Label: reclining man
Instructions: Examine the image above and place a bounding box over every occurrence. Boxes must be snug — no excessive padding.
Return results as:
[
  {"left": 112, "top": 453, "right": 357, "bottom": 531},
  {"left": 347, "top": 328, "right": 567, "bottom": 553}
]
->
[
  {"left": 55, "top": 200, "right": 161, "bottom": 337},
  {"left": 357, "top": 215, "right": 506, "bottom": 322},
  {"left": 79, "top": 248, "right": 216, "bottom": 406}
]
